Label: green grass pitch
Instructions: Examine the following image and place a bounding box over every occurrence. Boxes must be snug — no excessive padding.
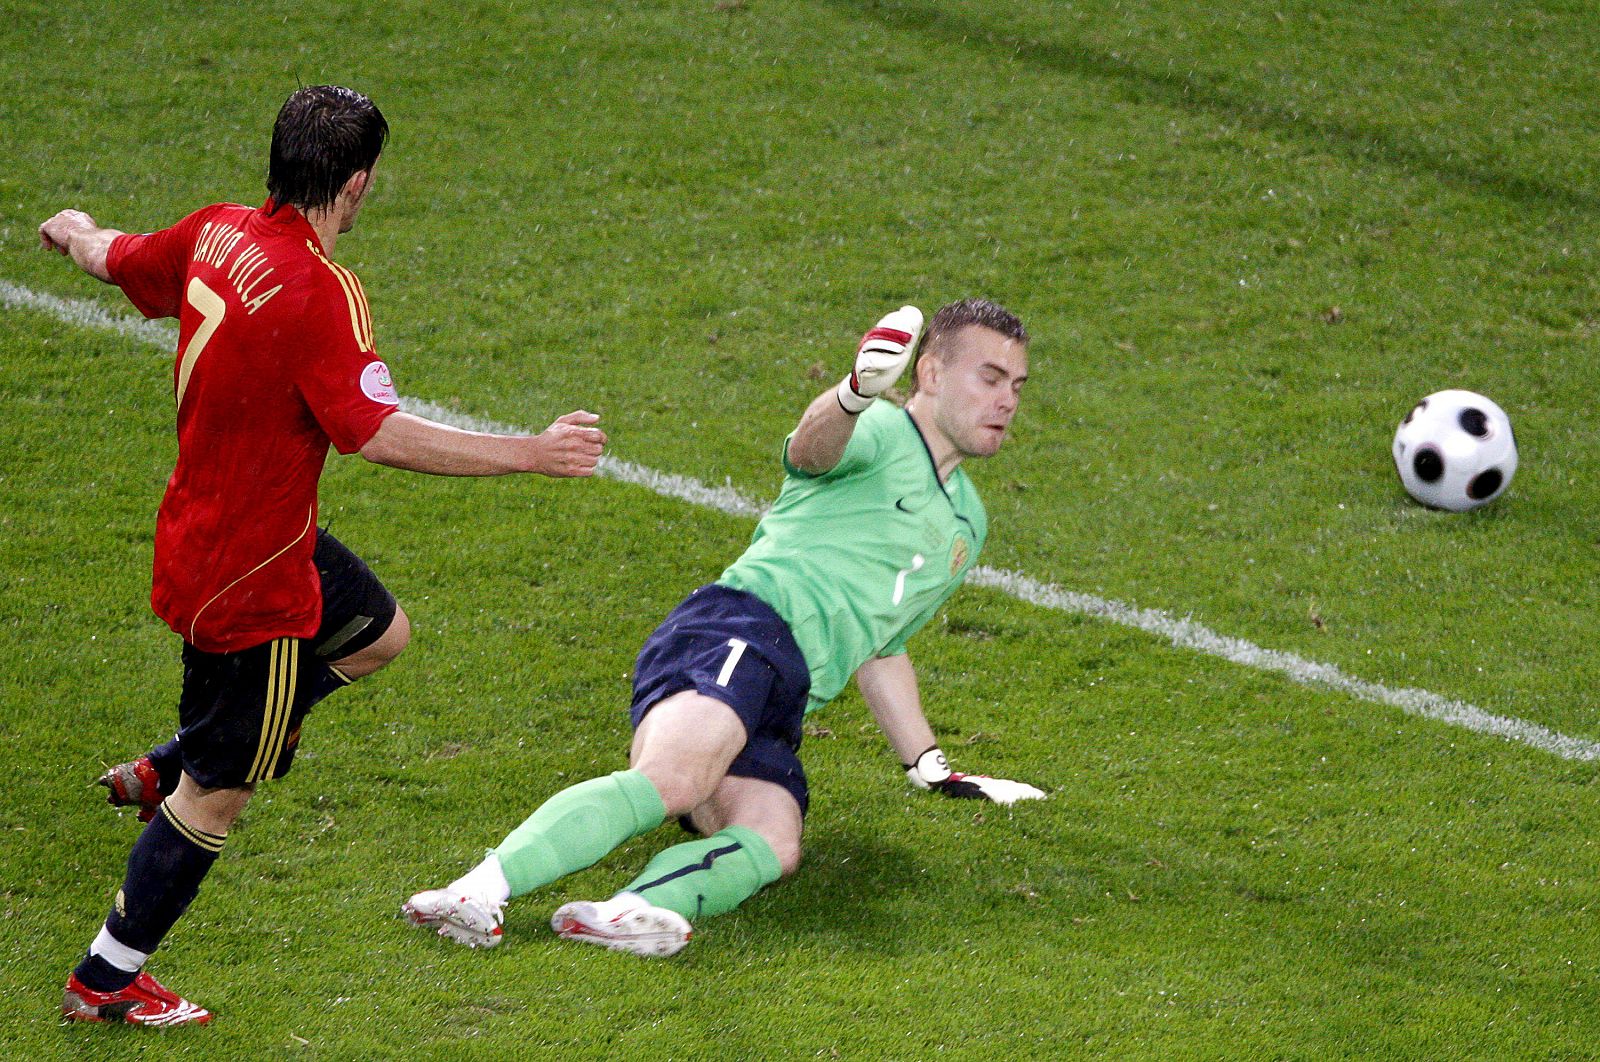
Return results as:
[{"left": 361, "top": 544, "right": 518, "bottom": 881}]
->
[{"left": 2, "top": 0, "right": 1597, "bottom": 1056}]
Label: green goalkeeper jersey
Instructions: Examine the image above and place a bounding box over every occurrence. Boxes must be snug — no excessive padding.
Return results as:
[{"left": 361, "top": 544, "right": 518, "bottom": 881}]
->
[{"left": 718, "top": 400, "right": 987, "bottom": 712}]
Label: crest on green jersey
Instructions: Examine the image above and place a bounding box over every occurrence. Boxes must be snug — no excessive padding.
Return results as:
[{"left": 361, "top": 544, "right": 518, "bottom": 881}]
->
[{"left": 950, "top": 535, "right": 969, "bottom": 576}]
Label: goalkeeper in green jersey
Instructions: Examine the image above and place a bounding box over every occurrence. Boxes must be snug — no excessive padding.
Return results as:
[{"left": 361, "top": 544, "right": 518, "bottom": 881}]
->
[{"left": 405, "top": 298, "right": 1044, "bottom": 956}]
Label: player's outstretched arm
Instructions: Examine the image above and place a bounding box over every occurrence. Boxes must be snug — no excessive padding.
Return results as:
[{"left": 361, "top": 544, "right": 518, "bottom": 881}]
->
[
  {"left": 856, "top": 652, "right": 1046, "bottom": 806},
  {"left": 360, "top": 410, "right": 606, "bottom": 478},
  {"left": 39, "top": 209, "right": 120, "bottom": 283},
  {"left": 787, "top": 305, "right": 923, "bottom": 475}
]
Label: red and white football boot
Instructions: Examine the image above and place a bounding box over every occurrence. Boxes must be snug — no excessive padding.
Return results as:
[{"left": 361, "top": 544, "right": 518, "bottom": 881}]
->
[
  {"left": 96, "top": 756, "right": 164, "bottom": 823},
  {"left": 62, "top": 970, "right": 212, "bottom": 1026}
]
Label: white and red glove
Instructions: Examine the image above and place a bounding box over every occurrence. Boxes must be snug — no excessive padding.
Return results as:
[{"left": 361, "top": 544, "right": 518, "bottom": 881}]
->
[
  {"left": 904, "top": 746, "right": 1046, "bottom": 805},
  {"left": 837, "top": 305, "right": 925, "bottom": 414}
]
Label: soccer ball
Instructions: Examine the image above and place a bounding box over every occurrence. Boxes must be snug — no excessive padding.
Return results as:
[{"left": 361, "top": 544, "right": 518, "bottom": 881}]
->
[{"left": 1392, "top": 389, "right": 1517, "bottom": 511}]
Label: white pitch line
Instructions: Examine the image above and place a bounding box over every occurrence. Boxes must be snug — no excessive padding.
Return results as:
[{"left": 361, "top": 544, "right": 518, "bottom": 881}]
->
[
  {"left": 968, "top": 568, "right": 1599, "bottom": 762},
  {"left": 7, "top": 282, "right": 1597, "bottom": 762},
  {"left": 1, "top": 279, "right": 176, "bottom": 347}
]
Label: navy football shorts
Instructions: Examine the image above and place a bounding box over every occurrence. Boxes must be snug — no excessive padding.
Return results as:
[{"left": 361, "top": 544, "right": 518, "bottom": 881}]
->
[
  {"left": 175, "top": 529, "right": 397, "bottom": 788},
  {"left": 631, "top": 583, "right": 813, "bottom": 817}
]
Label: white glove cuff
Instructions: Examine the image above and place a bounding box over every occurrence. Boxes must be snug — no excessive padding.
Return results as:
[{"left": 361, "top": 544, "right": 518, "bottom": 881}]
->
[
  {"left": 904, "top": 746, "right": 952, "bottom": 789},
  {"left": 836, "top": 375, "right": 873, "bottom": 415}
]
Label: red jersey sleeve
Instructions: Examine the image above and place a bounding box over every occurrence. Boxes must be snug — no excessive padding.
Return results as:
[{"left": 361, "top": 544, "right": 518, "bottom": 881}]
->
[
  {"left": 105, "top": 207, "right": 215, "bottom": 320},
  {"left": 294, "top": 263, "right": 400, "bottom": 454}
]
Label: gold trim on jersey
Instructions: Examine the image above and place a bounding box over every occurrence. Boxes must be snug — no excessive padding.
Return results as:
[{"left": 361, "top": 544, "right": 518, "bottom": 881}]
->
[
  {"left": 346, "top": 268, "right": 374, "bottom": 350},
  {"left": 307, "top": 239, "right": 374, "bottom": 352},
  {"left": 247, "top": 637, "right": 299, "bottom": 782},
  {"left": 187, "top": 505, "right": 315, "bottom": 645},
  {"left": 158, "top": 803, "right": 227, "bottom": 854}
]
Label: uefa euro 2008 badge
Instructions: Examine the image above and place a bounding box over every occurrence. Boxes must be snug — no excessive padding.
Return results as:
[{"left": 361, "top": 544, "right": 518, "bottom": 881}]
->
[{"left": 360, "top": 360, "right": 399, "bottom": 405}]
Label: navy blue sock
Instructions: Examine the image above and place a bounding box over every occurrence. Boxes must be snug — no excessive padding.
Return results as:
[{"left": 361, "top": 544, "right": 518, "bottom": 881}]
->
[
  {"left": 83, "top": 804, "right": 224, "bottom": 977},
  {"left": 73, "top": 952, "right": 138, "bottom": 993},
  {"left": 72, "top": 803, "right": 223, "bottom": 992}
]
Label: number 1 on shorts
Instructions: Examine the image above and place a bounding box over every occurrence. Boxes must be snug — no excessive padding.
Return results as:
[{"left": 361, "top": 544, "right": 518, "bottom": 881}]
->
[{"left": 716, "top": 637, "right": 749, "bottom": 687}]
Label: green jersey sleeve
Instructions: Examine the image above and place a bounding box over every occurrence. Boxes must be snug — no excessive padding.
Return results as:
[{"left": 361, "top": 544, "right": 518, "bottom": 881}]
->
[{"left": 780, "top": 411, "right": 882, "bottom": 480}]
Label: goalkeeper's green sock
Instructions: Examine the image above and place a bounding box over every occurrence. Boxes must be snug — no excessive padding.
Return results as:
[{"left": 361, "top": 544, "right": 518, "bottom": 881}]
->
[
  {"left": 491, "top": 769, "right": 666, "bottom": 898},
  {"left": 620, "top": 825, "right": 782, "bottom": 921}
]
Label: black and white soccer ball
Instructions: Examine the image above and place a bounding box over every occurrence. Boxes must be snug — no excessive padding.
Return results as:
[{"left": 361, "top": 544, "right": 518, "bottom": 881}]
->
[{"left": 1392, "top": 389, "right": 1517, "bottom": 511}]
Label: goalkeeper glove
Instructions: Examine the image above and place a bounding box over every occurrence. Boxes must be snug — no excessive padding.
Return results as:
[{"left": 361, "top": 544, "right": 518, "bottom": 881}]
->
[
  {"left": 837, "top": 305, "right": 924, "bottom": 414},
  {"left": 903, "top": 746, "right": 1047, "bottom": 805}
]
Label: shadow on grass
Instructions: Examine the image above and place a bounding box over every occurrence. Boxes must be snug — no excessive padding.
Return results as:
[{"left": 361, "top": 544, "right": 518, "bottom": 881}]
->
[
  {"left": 755, "top": 830, "right": 928, "bottom": 953},
  {"left": 823, "top": 0, "right": 1600, "bottom": 217}
]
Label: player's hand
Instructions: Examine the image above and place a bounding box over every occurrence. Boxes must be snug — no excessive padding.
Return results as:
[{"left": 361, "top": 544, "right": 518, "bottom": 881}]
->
[
  {"left": 530, "top": 410, "right": 606, "bottom": 478},
  {"left": 39, "top": 209, "right": 97, "bottom": 254},
  {"left": 904, "top": 745, "right": 1046, "bottom": 805},
  {"left": 837, "top": 305, "right": 924, "bottom": 414}
]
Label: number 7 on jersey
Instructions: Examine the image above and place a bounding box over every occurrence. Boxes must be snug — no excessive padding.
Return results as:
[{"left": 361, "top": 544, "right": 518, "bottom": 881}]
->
[{"left": 177, "top": 277, "right": 226, "bottom": 409}]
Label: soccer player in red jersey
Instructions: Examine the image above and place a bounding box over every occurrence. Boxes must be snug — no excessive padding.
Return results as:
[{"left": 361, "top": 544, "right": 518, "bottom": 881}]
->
[{"left": 39, "top": 85, "right": 607, "bottom": 1026}]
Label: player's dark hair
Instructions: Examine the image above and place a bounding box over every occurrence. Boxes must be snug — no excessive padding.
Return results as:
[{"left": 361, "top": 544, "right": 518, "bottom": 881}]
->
[
  {"left": 910, "top": 298, "right": 1028, "bottom": 394},
  {"left": 267, "top": 86, "right": 388, "bottom": 215}
]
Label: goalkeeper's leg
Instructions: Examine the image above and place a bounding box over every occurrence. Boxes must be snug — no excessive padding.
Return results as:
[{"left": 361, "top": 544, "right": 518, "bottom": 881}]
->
[
  {"left": 623, "top": 774, "right": 800, "bottom": 918},
  {"left": 499, "top": 691, "right": 752, "bottom": 895},
  {"left": 404, "top": 691, "right": 748, "bottom": 946},
  {"left": 551, "top": 765, "right": 802, "bottom": 957}
]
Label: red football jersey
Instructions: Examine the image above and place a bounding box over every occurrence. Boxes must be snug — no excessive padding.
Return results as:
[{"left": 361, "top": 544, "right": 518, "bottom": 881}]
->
[{"left": 107, "top": 200, "right": 398, "bottom": 652}]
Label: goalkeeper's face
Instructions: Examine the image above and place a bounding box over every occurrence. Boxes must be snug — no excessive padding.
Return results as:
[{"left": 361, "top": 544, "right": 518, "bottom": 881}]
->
[{"left": 925, "top": 325, "right": 1028, "bottom": 460}]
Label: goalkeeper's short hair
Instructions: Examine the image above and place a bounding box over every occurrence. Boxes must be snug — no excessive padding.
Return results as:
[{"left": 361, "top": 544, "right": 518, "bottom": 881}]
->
[{"left": 911, "top": 298, "right": 1028, "bottom": 393}]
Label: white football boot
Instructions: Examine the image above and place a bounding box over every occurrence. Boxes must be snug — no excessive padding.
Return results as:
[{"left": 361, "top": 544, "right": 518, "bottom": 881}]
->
[
  {"left": 550, "top": 893, "right": 692, "bottom": 957},
  {"left": 402, "top": 889, "right": 504, "bottom": 949}
]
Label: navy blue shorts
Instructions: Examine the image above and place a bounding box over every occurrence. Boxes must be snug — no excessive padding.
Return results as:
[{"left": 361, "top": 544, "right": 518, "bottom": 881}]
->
[
  {"left": 631, "top": 584, "right": 813, "bottom": 817},
  {"left": 175, "top": 529, "right": 396, "bottom": 788}
]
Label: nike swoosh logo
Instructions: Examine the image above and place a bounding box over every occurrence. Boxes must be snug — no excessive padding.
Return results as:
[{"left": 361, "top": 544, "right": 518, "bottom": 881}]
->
[{"left": 895, "top": 497, "right": 915, "bottom": 512}]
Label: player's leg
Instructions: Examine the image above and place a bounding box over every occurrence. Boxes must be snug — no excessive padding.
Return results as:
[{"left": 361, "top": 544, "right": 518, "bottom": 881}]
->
[
  {"left": 402, "top": 690, "right": 745, "bottom": 947},
  {"left": 632, "top": 771, "right": 803, "bottom": 909},
  {"left": 64, "top": 780, "right": 241, "bottom": 1025},
  {"left": 549, "top": 772, "right": 799, "bottom": 957},
  {"left": 404, "top": 585, "right": 779, "bottom": 948},
  {"left": 494, "top": 691, "right": 747, "bottom": 890},
  {"left": 628, "top": 690, "right": 751, "bottom": 813},
  {"left": 325, "top": 602, "right": 409, "bottom": 679},
  {"left": 163, "top": 774, "right": 254, "bottom": 836},
  {"left": 312, "top": 527, "right": 407, "bottom": 678},
  {"left": 97, "top": 529, "right": 401, "bottom": 821},
  {"left": 64, "top": 633, "right": 328, "bottom": 1026},
  {"left": 625, "top": 730, "right": 805, "bottom": 915},
  {"left": 549, "top": 585, "right": 811, "bottom": 957}
]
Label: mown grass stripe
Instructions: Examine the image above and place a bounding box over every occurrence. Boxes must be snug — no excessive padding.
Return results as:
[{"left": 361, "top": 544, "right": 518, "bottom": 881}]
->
[
  {"left": 8, "top": 281, "right": 1597, "bottom": 762},
  {"left": 824, "top": 0, "right": 1600, "bottom": 217}
]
